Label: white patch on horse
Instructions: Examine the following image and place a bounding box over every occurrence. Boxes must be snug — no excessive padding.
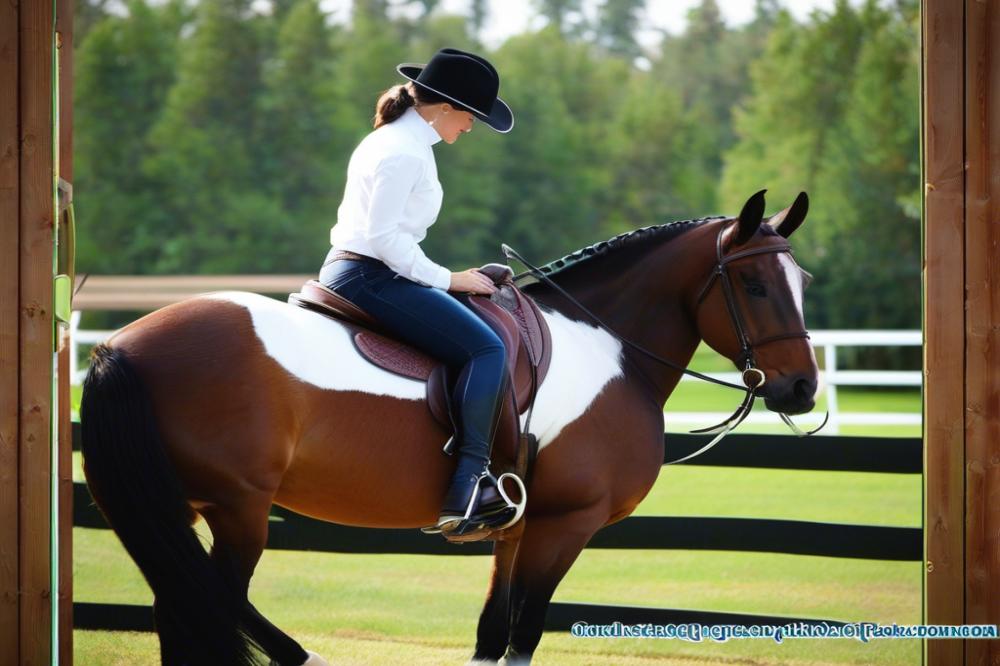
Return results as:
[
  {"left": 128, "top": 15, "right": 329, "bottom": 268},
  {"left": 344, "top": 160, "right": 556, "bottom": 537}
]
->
[
  {"left": 204, "top": 291, "right": 426, "bottom": 400},
  {"left": 777, "top": 253, "right": 806, "bottom": 315},
  {"left": 521, "top": 308, "right": 624, "bottom": 452},
  {"left": 204, "top": 292, "right": 623, "bottom": 447}
]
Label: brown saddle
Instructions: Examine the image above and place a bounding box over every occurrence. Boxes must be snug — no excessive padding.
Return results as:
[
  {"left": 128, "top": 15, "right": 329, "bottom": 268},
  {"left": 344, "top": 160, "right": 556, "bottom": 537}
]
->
[{"left": 287, "top": 264, "right": 552, "bottom": 501}]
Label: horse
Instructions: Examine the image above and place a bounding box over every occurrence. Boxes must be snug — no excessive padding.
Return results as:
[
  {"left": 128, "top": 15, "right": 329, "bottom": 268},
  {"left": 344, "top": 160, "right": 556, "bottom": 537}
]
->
[{"left": 80, "top": 189, "right": 819, "bottom": 665}]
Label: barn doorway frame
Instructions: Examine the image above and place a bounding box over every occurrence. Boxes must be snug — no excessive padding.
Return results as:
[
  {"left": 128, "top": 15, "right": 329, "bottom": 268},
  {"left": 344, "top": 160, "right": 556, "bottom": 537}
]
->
[
  {"left": 923, "top": 1, "right": 1000, "bottom": 664},
  {"left": 0, "top": 0, "right": 75, "bottom": 663},
  {"left": 0, "top": 0, "right": 997, "bottom": 664}
]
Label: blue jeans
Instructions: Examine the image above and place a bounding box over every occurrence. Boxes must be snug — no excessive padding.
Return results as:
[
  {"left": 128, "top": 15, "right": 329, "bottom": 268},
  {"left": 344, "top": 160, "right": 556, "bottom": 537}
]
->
[{"left": 319, "top": 253, "right": 507, "bottom": 460}]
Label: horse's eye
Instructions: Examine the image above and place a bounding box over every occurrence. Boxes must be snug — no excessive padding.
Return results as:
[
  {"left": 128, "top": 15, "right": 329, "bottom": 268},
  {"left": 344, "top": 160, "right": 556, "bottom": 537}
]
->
[{"left": 745, "top": 282, "right": 767, "bottom": 298}]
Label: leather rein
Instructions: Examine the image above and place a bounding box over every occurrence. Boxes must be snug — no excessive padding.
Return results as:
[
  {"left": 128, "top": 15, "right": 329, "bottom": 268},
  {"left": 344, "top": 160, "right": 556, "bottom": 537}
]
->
[{"left": 502, "top": 220, "right": 827, "bottom": 465}]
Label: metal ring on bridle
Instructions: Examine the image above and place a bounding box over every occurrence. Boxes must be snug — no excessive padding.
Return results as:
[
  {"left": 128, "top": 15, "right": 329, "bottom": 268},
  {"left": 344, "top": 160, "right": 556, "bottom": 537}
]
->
[{"left": 742, "top": 367, "right": 766, "bottom": 389}]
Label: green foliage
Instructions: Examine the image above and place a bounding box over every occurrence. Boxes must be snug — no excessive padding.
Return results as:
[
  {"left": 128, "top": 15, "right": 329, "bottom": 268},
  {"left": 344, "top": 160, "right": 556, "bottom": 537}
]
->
[
  {"left": 73, "top": 0, "right": 920, "bottom": 342},
  {"left": 600, "top": 74, "right": 696, "bottom": 229},
  {"left": 468, "top": 0, "right": 488, "bottom": 37},
  {"left": 653, "top": 0, "right": 778, "bottom": 214},
  {"left": 137, "top": 0, "right": 273, "bottom": 272},
  {"left": 531, "top": 0, "right": 583, "bottom": 35},
  {"left": 595, "top": 0, "right": 646, "bottom": 61},
  {"left": 255, "top": 0, "right": 349, "bottom": 269},
  {"left": 720, "top": 0, "right": 920, "bottom": 341},
  {"left": 489, "top": 27, "right": 631, "bottom": 257},
  {"left": 74, "top": 0, "right": 185, "bottom": 273}
]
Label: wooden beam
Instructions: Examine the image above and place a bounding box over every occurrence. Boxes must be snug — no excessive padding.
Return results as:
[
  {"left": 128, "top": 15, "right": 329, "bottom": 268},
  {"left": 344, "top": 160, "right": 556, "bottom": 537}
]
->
[
  {"left": 71, "top": 274, "right": 314, "bottom": 311},
  {"left": 0, "top": 0, "right": 20, "bottom": 660},
  {"left": 922, "top": 0, "right": 966, "bottom": 664},
  {"left": 75, "top": 273, "right": 315, "bottom": 292},
  {"left": 19, "top": 0, "right": 54, "bottom": 662},
  {"left": 964, "top": 0, "right": 1000, "bottom": 663}
]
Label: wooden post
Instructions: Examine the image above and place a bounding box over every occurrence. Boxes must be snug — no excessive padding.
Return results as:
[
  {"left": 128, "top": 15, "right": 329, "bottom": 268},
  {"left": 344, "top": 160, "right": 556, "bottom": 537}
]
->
[
  {"left": 924, "top": 0, "right": 1000, "bottom": 663},
  {"left": 0, "top": 0, "right": 21, "bottom": 659},
  {"left": 923, "top": 0, "right": 966, "bottom": 663},
  {"left": 963, "top": 0, "right": 1000, "bottom": 664},
  {"left": 0, "top": 0, "right": 60, "bottom": 663},
  {"left": 20, "top": 0, "right": 55, "bottom": 662}
]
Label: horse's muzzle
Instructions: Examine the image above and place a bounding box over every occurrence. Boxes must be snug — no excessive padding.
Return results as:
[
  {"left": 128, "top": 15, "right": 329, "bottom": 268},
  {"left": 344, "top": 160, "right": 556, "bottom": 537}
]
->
[{"left": 762, "top": 374, "right": 817, "bottom": 415}]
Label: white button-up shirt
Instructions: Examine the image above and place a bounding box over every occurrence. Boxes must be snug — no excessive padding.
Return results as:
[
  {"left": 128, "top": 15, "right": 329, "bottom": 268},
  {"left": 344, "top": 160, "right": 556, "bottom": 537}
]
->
[{"left": 330, "top": 105, "right": 452, "bottom": 290}]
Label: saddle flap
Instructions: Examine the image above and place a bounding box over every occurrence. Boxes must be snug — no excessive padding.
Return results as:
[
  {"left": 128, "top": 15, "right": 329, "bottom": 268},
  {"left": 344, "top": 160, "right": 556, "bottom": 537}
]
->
[
  {"left": 517, "top": 288, "right": 553, "bottom": 383},
  {"left": 463, "top": 296, "right": 521, "bottom": 382},
  {"left": 473, "top": 281, "right": 553, "bottom": 409},
  {"left": 476, "top": 262, "right": 552, "bottom": 385}
]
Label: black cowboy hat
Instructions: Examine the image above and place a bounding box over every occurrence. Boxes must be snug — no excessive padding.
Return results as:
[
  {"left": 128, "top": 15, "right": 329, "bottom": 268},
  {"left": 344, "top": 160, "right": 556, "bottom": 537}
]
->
[{"left": 397, "top": 47, "right": 514, "bottom": 134}]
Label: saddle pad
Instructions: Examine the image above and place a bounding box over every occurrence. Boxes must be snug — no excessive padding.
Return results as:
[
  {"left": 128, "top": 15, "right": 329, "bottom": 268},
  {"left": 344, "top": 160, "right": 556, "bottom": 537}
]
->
[{"left": 352, "top": 331, "right": 436, "bottom": 381}]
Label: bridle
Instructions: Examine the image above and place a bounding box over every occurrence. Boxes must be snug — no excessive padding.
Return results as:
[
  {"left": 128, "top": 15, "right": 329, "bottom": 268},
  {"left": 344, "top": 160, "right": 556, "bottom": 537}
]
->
[
  {"left": 502, "top": 219, "right": 827, "bottom": 465},
  {"left": 694, "top": 222, "right": 811, "bottom": 376},
  {"left": 682, "top": 221, "right": 827, "bottom": 462}
]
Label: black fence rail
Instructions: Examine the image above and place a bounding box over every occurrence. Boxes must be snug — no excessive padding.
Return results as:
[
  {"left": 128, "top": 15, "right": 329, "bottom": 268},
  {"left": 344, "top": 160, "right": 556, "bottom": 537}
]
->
[
  {"left": 71, "top": 424, "right": 921, "bottom": 633},
  {"left": 72, "top": 483, "right": 919, "bottom": 560}
]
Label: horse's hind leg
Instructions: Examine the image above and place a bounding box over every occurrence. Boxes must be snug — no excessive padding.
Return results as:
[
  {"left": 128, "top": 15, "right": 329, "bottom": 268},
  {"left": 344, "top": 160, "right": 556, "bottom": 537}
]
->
[
  {"left": 201, "top": 495, "right": 312, "bottom": 666},
  {"left": 470, "top": 538, "right": 520, "bottom": 664}
]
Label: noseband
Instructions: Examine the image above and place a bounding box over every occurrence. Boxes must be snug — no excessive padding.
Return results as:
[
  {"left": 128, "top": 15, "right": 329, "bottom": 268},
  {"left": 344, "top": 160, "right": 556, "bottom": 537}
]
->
[{"left": 501, "top": 221, "right": 827, "bottom": 466}]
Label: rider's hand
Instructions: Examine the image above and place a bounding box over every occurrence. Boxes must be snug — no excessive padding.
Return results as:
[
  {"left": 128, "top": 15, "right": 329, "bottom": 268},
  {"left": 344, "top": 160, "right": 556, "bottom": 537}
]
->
[{"left": 449, "top": 269, "right": 497, "bottom": 295}]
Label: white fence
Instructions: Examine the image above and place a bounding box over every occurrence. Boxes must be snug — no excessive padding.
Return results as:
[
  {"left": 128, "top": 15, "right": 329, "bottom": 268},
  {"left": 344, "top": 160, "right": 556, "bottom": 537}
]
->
[
  {"left": 69, "top": 311, "right": 115, "bottom": 384},
  {"left": 70, "top": 312, "right": 920, "bottom": 434}
]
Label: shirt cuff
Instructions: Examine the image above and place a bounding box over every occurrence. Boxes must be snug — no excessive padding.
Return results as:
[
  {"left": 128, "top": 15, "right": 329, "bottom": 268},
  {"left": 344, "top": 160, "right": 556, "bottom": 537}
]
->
[{"left": 431, "top": 265, "right": 452, "bottom": 291}]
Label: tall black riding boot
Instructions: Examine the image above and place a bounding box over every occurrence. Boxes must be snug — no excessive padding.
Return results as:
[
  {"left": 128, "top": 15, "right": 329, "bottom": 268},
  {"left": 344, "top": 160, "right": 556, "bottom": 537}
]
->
[{"left": 436, "top": 366, "right": 513, "bottom": 534}]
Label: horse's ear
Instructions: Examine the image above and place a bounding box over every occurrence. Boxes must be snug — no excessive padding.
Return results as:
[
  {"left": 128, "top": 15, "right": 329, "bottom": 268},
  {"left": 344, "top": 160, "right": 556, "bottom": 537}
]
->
[
  {"left": 732, "top": 189, "right": 766, "bottom": 245},
  {"left": 767, "top": 191, "right": 809, "bottom": 238}
]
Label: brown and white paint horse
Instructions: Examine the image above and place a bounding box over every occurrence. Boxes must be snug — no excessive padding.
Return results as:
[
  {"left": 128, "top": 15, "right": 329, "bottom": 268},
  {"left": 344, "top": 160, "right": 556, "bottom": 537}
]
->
[{"left": 81, "top": 190, "right": 818, "bottom": 665}]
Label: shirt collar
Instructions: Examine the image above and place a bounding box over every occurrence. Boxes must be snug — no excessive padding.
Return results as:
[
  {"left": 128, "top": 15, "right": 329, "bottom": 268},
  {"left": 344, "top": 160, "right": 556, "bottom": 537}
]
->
[{"left": 400, "top": 105, "right": 443, "bottom": 146}]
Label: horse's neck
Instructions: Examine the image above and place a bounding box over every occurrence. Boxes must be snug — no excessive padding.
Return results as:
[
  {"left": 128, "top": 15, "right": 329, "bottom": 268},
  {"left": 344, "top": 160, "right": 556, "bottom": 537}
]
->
[{"left": 530, "top": 224, "right": 714, "bottom": 407}]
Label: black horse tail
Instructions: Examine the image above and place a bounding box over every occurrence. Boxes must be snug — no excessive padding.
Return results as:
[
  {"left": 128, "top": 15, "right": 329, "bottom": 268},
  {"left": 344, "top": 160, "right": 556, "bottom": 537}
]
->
[{"left": 80, "top": 344, "right": 262, "bottom": 665}]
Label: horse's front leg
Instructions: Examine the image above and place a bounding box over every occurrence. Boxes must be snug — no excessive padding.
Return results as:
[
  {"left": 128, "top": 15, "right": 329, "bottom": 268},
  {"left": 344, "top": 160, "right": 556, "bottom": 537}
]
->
[
  {"left": 502, "top": 508, "right": 607, "bottom": 665},
  {"left": 469, "top": 536, "right": 520, "bottom": 664}
]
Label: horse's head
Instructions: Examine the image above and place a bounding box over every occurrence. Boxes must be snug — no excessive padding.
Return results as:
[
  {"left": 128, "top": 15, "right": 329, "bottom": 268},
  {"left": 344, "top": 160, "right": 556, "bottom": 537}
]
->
[{"left": 692, "top": 190, "right": 819, "bottom": 415}]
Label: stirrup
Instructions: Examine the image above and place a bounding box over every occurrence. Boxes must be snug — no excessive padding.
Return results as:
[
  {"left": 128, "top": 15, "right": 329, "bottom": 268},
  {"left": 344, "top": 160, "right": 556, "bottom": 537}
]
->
[{"left": 420, "top": 469, "right": 527, "bottom": 536}]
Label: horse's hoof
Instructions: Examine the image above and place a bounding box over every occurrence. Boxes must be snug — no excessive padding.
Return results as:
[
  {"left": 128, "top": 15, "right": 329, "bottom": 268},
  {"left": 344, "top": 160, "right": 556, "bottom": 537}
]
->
[
  {"left": 500, "top": 656, "right": 531, "bottom": 666},
  {"left": 301, "top": 650, "right": 330, "bottom": 666}
]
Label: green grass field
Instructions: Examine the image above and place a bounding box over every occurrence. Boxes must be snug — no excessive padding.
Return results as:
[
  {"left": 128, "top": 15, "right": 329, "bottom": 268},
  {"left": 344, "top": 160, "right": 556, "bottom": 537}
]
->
[
  {"left": 72, "top": 464, "right": 922, "bottom": 665},
  {"left": 72, "top": 343, "right": 923, "bottom": 665}
]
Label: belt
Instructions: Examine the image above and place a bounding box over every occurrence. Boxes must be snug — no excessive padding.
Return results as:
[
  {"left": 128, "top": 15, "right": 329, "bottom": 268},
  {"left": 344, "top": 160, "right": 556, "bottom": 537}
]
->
[{"left": 325, "top": 249, "right": 382, "bottom": 265}]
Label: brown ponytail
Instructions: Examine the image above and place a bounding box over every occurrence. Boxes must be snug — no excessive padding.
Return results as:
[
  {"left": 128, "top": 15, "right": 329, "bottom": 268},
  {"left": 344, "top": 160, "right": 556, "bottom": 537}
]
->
[
  {"left": 373, "top": 84, "right": 415, "bottom": 128},
  {"left": 372, "top": 81, "right": 450, "bottom": 129}
]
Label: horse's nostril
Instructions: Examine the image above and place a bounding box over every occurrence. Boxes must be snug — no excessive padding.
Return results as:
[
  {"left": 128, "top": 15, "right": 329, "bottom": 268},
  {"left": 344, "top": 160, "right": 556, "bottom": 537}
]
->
[{"left": 794, "top": 378, "right": 814, "bottom": 402}]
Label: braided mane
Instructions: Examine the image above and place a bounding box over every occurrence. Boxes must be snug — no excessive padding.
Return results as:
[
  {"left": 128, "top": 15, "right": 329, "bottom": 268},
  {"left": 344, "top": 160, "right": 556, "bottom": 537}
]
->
[{"left": 523, "top": 215, "right": 727, "bottom": 280}]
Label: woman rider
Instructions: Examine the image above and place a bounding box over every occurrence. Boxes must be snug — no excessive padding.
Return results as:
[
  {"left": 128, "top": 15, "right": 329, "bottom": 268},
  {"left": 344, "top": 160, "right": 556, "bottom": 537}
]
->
[{"left": 318, "top": 48, "right": 517, "bottom": 539}]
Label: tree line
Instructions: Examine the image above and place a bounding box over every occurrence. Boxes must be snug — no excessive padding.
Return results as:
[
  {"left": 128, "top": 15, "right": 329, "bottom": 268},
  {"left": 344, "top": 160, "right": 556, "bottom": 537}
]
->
[{"left": 74, "top": 0, "right": 920, "bottom": 341}]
